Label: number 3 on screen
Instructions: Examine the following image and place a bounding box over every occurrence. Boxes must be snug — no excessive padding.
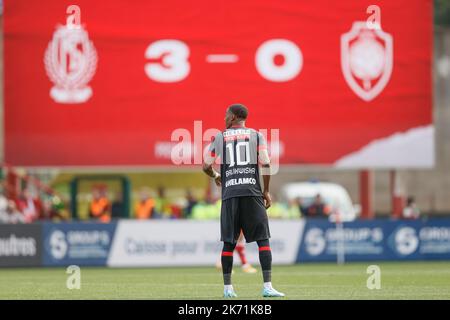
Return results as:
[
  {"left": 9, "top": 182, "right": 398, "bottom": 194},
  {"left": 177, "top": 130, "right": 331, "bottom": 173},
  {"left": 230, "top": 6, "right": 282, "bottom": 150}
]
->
[{"left": 145, "top": 40, "right": 191, "bottom": 83}]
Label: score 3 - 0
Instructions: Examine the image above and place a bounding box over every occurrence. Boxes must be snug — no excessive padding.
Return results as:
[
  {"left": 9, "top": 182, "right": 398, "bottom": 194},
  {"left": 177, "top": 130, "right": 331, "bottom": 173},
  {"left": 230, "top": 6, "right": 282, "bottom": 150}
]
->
[{"left": 144, "top": 39, "right": 303, "bottom": 83}]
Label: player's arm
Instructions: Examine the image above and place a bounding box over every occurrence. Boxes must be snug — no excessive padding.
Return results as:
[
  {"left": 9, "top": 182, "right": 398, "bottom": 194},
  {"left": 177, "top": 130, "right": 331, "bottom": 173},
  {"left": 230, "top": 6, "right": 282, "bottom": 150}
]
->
[
  {"left": 261, "top": 163, "right": 272, "bottom": 209},
  {"left": 202, "top": 161, "right": 221, "bottom": 187},
  {"left": 202, "top": 134, "right": 222, "bottom": 187},
  {"left": 258, "top": 134, "right": 272, "bottom": 209}
]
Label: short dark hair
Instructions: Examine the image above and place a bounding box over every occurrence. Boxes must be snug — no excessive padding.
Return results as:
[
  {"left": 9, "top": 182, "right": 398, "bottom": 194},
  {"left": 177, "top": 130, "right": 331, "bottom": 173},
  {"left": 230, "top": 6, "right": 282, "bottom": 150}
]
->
[{"left": 228, "top": 104, "right": 248, "bottom": 120}]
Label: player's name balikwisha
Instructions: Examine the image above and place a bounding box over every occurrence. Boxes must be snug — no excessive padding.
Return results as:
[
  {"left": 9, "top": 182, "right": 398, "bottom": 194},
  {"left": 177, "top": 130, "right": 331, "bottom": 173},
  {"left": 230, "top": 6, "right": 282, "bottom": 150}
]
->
[
  {"left": 225, "top": 167, "right": 256, "bottom": 177},
  {"left": 225, "top": 177, "right": 257, "bottom": 187}
]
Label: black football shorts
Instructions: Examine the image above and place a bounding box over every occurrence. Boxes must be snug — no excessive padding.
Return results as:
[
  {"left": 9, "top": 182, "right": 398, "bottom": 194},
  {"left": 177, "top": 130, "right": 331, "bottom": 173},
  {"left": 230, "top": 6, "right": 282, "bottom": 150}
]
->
[{"left": 220, "top": 196, "right": 271, "bottom": 244}]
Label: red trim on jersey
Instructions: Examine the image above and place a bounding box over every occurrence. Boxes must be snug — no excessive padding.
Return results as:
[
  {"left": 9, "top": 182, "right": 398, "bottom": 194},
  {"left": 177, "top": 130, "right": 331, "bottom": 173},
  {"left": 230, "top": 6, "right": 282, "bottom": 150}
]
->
[
  {"left": 210, "top": 151, "right": 216, "bottom": 157},
  {"left": 221, "top": 251, "right": 234, "bottom": 256},
  {"left": 258, "top": 246, "right": 271, "bottom": 252}
]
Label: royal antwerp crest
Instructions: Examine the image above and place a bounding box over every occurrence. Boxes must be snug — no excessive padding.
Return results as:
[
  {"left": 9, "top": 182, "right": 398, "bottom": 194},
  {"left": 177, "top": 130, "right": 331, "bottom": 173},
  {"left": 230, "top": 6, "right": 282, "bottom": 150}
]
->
[
  {"left": 341, "top": 22, "right": 393, "bottom": 102},
  {"left": 44, "top": 23, "right": 97, "bottom": 104}
]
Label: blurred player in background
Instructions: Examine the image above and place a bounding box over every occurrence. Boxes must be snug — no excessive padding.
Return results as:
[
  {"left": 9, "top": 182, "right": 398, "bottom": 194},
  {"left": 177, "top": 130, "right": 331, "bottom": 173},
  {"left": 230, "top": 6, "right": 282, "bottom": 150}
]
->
[{"left": 203, "top": 104, "right": 285, "bottom": 298}]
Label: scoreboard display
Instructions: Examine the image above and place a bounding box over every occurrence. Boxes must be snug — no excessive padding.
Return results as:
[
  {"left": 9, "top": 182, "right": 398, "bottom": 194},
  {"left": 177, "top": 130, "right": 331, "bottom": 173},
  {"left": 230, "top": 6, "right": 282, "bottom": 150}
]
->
[{"left": 4, "top": 0, "right": 433, "bottom": 167}]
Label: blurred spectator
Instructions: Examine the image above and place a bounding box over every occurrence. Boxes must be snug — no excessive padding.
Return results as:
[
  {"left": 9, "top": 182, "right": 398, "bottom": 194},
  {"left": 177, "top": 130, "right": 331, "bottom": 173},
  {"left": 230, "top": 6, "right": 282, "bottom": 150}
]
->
[
  {"left": 170, "top": 204, "right": 183, "bottom": 219},
  {"left": 266, "top": 194, "right": 285, "bottom": 218},
  {"left": 183, "top": 189, "right": 198, "bottom": 218},
  {"left": 111, "top": 192, "right": 125, "bottom": 219},
  {"left": 305, "top": 194, "right": 331, "bottom": 218},
  {"left": 154, "top": 186, "right": 172, "bottom": 218},
  {"left": 297, "top": 197, "right": 308, "bottom": 215},
  {"left": 16, "top": 189, "right": 42, "bottom": 223},
  {"left": 89, "top": 188, "right": 111, "bottom": 223},
  {"left": 402, "top": 196, "right": 421, "bottom": 220},
  {"left": 267, "top": 201, "right": 286, "bottom": 219},
  {"left": 0, "top": 189, "right": 18, "bottom": 223},
  {"left": 286, "top": 198, "right": 302, "bottom": 219},
  {"left": 4, "top": 200, "right": 25, "bottom": 224},
  {"left": 267, "top": 198, "right": 301, "bottom": 219},
  {"left": 1, "top": 185, "right": 25, "bottom": 224},
  {"left": 0, "top": 190, "right": 8, "bottom": 223},
  {"left": 135, "top": 188, "right": 155, "bottom": 219},
  {"left": 191, "top": 193, "right": 221, "bottom": 220},
  {"left": 42, "top": 195, "right": 68, "bottom": 221}
]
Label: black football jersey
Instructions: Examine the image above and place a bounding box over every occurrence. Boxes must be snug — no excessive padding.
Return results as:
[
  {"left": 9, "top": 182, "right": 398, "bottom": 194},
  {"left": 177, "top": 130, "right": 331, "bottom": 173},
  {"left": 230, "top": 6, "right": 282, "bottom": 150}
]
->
[{"left": 208, "top": 126, "right": 267, "bottom": 200}]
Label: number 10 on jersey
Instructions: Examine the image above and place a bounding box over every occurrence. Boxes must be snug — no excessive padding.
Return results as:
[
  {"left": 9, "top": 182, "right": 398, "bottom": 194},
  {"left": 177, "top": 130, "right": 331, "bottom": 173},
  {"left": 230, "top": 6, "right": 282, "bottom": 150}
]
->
[{"left": 226, "top": 141, "right": 251, "bottom": 167}]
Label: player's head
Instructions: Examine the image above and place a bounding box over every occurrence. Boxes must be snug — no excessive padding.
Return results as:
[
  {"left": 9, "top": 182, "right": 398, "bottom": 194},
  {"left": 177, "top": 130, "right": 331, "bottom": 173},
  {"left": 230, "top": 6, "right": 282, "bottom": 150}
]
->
[{"left": 225, "top": 103, "right": 248, "bottom": 128}]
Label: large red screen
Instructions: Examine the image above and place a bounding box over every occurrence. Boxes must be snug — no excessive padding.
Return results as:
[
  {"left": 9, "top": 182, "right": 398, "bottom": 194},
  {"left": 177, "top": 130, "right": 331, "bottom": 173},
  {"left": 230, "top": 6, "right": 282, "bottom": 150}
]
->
[{"left": 4, "top": 0, "right": 433, "bottom": 167}]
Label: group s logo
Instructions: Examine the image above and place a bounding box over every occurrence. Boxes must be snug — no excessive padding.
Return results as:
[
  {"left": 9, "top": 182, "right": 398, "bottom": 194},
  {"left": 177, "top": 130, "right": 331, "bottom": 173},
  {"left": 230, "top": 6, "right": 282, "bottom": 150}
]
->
[
  {"left": 394, "top": 227, "right": 419, "bottom": 256},
  {"left": 44, "top": 5, "right": 97, "bottom": 104},
  {"left": 341, "top": 21, "right": 393, "bottom": 102},
  {"left": 305, "top": 228, "right": 326, "bottom": 256},
  {"left": 48, "top": 230, "right": 68, "bottom": 260}
]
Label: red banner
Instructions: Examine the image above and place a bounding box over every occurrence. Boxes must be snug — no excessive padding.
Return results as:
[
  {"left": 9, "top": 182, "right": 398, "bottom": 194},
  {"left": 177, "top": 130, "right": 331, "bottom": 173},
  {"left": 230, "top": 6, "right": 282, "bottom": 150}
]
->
[{"left": 4, "top": 0, "right": 433, "bottom": 167}]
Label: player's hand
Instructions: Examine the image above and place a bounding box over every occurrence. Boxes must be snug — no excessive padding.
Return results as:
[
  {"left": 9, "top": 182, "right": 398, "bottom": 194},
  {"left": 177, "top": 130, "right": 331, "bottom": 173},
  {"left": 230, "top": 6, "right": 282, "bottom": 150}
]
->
[
  {"left": 214, "top": 175, "right": 222, "bottom": 187},
  {"left": 263, "top": 191, "right": 272, "bottom": 209}
]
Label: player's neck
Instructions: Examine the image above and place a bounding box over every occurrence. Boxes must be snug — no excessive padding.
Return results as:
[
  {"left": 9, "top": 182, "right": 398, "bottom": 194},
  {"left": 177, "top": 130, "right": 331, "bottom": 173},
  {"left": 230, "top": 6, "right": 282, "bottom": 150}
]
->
[{"left": 230, "top": 121, "right": 246, "bottom": 129}]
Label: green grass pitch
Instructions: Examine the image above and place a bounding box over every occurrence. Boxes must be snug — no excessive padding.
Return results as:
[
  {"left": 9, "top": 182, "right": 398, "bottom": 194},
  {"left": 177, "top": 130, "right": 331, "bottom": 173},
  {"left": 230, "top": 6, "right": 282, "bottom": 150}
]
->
[{"left": 1, "top": 262, "right": 450, "bottom": 299}]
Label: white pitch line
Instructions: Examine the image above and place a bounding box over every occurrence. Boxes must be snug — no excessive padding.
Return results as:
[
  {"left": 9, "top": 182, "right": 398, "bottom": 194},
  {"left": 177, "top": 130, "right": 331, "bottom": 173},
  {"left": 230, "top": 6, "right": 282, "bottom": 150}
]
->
[{"left": 206, "top": 54, "right": 239, "bottom": 63}]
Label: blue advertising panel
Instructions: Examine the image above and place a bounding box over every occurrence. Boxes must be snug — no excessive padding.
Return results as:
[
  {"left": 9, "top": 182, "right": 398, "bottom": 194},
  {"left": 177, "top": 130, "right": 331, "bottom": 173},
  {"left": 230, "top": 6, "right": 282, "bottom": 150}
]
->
[
  {"left": 42, "top": 222, "right": 117, "bottom": 266},
  {"left": 297, "top": 219, "right": 450, "bottom": 262}
]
